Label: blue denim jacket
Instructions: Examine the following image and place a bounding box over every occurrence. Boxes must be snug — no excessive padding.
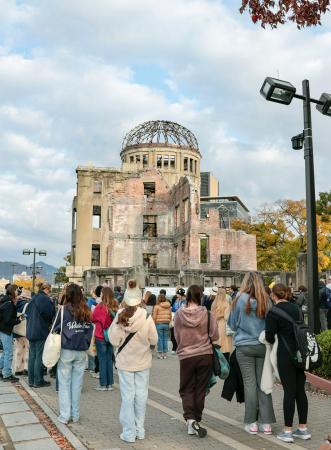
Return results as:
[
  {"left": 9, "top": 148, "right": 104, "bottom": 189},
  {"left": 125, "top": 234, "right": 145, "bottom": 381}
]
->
[{"left": 228, "top": 292, "right": 266, "bottom": 347}]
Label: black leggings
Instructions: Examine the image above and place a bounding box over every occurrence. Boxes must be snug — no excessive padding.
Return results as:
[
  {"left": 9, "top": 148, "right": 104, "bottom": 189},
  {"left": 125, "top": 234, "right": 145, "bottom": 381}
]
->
[
  {"left": 170, "top": 328, "right": 177, "bottom": 351},
  {"left": 278, "top": 355, "right": 308, "bottom": 427}
]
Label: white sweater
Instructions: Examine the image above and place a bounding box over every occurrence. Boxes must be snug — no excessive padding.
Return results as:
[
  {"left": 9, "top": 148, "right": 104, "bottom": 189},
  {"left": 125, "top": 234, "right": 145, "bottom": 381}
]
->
[{"left": 108, "top": 307, "right": 158, "bottom": 372}]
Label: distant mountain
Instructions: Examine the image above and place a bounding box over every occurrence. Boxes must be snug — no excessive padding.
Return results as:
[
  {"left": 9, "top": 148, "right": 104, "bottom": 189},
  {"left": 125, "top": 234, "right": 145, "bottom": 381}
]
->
[{"left": 0, "top": 261, "right": 58, "bottom": 283}]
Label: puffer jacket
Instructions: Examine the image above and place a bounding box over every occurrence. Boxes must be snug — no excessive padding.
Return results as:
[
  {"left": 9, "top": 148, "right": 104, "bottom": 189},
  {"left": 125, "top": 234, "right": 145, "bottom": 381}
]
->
[{"left": 152, "top": 301, "right": 172, "bottom": 324}]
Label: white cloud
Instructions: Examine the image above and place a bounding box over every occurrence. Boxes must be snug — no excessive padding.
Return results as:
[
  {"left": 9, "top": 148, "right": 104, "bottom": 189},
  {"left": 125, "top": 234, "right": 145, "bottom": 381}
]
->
[{"left": 0, "top": 0, "right": 330, "bottom": 265}]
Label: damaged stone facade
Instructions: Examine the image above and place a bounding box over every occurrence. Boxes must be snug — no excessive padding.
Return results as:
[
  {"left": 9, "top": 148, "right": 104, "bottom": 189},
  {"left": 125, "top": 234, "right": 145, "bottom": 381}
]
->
[{"left": 66, "top": 121, "right": 257, "bottom": 290}]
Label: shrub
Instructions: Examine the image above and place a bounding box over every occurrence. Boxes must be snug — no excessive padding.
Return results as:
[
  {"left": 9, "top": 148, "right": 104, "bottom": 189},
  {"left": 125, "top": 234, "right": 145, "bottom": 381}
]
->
[{"left": 312, "top": 329, "right": 331, "bottom": 380}]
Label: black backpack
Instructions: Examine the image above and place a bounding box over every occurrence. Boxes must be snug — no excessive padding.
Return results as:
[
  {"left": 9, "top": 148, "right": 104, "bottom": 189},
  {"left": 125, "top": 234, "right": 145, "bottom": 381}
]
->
[{"left": 271, "top": 306, "right": 322, "bottom": 371}]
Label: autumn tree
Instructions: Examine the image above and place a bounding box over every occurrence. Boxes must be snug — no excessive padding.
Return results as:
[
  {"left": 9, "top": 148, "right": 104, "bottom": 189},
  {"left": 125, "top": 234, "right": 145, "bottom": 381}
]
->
[
  {"left": 240, "top": 1, "right": 330, "bottom": 28},
  {"left": 232, "top": 196, "right": 331, "bottom": 271}
]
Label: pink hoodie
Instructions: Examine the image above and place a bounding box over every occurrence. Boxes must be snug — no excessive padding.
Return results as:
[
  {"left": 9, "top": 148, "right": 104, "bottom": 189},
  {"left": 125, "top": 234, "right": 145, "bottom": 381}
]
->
[{"left": 174, "top": 306, "right": 219, "bottom": 360}]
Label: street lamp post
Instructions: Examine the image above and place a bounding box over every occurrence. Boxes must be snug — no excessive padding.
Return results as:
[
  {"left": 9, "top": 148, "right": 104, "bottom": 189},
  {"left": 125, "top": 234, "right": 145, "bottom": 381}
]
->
[
  {"left": 260, "top": 77, "right": 331, "bottom": 334},
  {"left": 11, "top": 263, "right": 17, "bottom": 283},
  {"left": 22, "top": 248, "right": 47, "bottom": 294}
]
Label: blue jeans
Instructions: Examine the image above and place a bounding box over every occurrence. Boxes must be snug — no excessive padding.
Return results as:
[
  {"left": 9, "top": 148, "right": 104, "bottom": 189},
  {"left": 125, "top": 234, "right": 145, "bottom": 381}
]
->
[
  {"left": 28, "top": 339, "right": 46, "bottom": 386},
  {"left": 156, "top": 323, "right": 169, "bottom": 353},
  {"left": 57, "top": 349, "right": 86, "bottom": 422},
  {"left": 118, "top": 369, "right": 150, "bottom": 441},
  {"left": 0, "top": 332, "right": 13, "bottom": 378},
  {"left": 96, "top": 339, "right": 113, "bottom": 387}
]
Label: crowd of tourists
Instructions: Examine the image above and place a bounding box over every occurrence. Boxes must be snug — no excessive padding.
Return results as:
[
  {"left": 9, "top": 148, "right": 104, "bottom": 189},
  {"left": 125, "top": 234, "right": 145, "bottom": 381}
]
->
[{"left": 0, "top": 272, "right": 330, "bottom": 445}]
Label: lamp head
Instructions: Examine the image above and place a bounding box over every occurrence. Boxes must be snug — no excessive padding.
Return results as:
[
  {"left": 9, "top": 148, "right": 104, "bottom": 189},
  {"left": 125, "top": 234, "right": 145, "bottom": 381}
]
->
[
  {"left": 260, "top": 77, "right": 296, "bottom": 105},
  {"left": 291, "top": 132, "right": 304, "bottom": 150},
  {"left": 23, "top": 249, "right": 31, "bottom": 255},
  {"left": 38, "top": 250, "right": 47, "bottom": 256},
  {"left": 316, "top": 93, "right": 331, "bottom": 116}
]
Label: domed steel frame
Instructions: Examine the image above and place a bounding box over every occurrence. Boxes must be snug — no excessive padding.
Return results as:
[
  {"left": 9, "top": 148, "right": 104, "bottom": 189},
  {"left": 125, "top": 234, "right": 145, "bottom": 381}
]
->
[{"left": 122, "top": 120, "right": 199, "bottom": 151}]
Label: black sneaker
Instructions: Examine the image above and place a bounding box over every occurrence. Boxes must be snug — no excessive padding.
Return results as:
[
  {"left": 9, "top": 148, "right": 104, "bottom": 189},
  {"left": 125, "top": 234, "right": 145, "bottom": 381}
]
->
[
  {"left": 33, "top": 381, "right": 51, "bottom": 388},
  {"left": 192, "top": 421, "right": 207, "bottom": 438},
  {"left": 0, "top": 371, "right": 3, "bottom": 378},
  {"left": 3, "top": 375, "right": 19, "bottom": 382}
]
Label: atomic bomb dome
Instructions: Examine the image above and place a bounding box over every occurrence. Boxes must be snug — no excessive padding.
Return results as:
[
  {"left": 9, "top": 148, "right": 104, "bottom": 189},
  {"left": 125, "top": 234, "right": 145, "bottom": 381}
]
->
[
  {"left": 120, "top": 120, "right": 201, "bottom": 188},
  {"left": 122, "top": 120, "right": 199, "bottom": 151}
]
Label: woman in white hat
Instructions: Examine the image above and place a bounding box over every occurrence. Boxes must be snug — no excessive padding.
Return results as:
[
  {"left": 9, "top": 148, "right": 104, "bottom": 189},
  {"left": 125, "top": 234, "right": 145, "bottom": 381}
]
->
[{"left": 109, "top": 280, "right": 158, "bottom": 443}]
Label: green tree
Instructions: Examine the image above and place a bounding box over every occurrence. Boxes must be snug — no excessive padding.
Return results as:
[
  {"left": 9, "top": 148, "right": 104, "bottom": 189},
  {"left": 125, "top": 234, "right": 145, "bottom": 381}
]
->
[
  {"left": 54, "top": 266, "right": 69, "bottom": 285},
  {"left": 316, "top": 190, "right": 331, "bottom": 222}
]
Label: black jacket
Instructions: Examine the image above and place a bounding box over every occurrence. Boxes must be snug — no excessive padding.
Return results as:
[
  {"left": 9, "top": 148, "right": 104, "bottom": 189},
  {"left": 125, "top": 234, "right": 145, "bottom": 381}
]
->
[
  {"left": 26, "top": 291, "right": 56, "bottom": 341},
  {"left": 221, "top": 349, "right": 244, "bottom": 403},
  {"left": 0, "top": 295, "right": 18, "bottom": 335},
  {"left": 319, "top": 282, "right": 328, "bottom": 309}
]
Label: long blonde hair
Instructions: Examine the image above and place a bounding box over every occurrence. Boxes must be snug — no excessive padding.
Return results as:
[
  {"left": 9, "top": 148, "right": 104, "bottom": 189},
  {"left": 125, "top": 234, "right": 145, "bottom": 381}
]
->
[
  {"left": 232, "top": 271, "right": 269, "bottom": 319},
  {"left": 211, "top": 288, "right": 228, "bottom": 318}
]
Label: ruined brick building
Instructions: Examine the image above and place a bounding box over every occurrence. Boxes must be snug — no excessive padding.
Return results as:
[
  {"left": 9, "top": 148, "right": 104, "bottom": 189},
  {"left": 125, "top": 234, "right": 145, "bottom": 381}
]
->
[{"left": 66, "top": 120, "right": 256, "bottom": 290}]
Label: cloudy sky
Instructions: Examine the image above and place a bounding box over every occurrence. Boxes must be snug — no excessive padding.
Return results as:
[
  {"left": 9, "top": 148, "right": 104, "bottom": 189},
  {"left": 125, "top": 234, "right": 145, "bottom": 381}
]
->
[{"left": 0, "top": 0, "right": 330, "bottom": 267}]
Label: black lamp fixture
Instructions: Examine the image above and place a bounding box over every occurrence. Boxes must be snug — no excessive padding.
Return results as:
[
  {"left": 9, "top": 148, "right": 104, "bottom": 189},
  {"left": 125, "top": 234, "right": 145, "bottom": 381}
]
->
[
  {"left": 291, "top": 132, "right": 304, "bottom": 150},
  {"left": 260, "top": 77, "right": 297, "bottom": 105},
  {"left": 316, "top": 93, "right": 331, "bottom": 116}
]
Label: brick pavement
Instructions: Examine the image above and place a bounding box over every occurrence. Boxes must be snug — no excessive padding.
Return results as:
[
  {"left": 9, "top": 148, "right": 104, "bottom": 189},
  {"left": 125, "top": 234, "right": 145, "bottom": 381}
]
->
[{"left": 28, "top": 354, "right": 331, "bottom": 450}]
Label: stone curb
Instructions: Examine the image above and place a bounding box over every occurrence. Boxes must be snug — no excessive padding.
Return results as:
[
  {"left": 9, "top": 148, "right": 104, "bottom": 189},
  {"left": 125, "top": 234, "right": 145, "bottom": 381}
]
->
[
  {"left": 305, "top": 372, "right": 331, "bottom": 395},
  {"left": 19, "top": 379, "right": 87, "bottom": 450}
]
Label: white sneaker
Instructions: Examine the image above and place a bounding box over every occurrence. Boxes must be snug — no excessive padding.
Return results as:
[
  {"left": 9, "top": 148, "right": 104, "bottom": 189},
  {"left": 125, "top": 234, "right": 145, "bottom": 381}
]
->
[
  {"left": 157, "top": 354, "right": 162, "bottom": 359},
  {"left": 171, "top": 351, "right": 176, "bottom": 355},
  {"left": 92, "top": 373, "right": 100, "bottom": 378},
  {"left": 187, "top": 419, "right": 197, "bottom": 435},
  {"left": 94, "top": 386, "right": 107, "bottom": 391},
  {"left": 107, "top": 386, "right": 114, "bottom": 391},
  {"left": 244, "top": 422, "right": 258, "bottom": 435}
]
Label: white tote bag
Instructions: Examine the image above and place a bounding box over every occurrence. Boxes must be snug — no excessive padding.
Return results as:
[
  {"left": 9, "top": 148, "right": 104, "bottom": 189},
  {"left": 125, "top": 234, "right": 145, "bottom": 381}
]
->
[
  {"left": 13, "top": 303, "right": 29, "bottom": 337},
  {"left": 42, "top": 306, "right": 64, "bottom": 368}
]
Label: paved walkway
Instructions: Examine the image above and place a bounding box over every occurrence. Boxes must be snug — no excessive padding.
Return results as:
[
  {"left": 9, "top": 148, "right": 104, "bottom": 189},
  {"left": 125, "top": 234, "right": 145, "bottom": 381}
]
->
[
  {"left": 22, "top": 354, "right": 331, "bottom": 450},
  {"left": 0, "top": 379, "right": 60, "bottom": 450}
]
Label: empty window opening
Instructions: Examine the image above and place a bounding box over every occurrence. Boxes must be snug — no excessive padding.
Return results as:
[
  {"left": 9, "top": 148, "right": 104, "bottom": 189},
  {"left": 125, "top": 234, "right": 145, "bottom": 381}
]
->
[
  {"left": 143, "top": 215, "right": 157, "bottom": 237},
  {"left": 183, "top": 157, "right": 188, "bottom": 171},
  {"left": 200, "top": 236, "right": 209, "bottom": 264},
  {"left": 181, "top": 239, "right": 186, "bottom": 252},
  {"left": 174, "top": 245, "right": 178, "bottom": 266},
  {"left": 143, "top": 154, "right": 148, "bottom": 168},
  {"left": 220, "top": 254, "right": 231, "bottom": 270},
  {"left": 93, "top": 180, "right": 102, "bottom": 194},
  {"left": 92, "top": 205, "right": 101, "bottom": 228},
  {"left": 190, "top": 158, "right": 193, "bottom": 172},
  {"left": 157, "top": 155, "right": 162, "bottom": 168},
  {"left": 183, "top": 198, "right": 189, "bottom": 223},
  {"left": 194, "top": 160, "right": 197, "bottom": 174},
  {"left": 143, "top": 253, "right": 157, "bottom": 269},
  {"left": 170, "top": 155, "right": 175, "bottom": 169},
  {"left": 136, "top": 154, "right": 141, "bottom": 163},
  {"left": 72, "top": 245, "right": 76, "bottom": 266},
  {"left": 164, "top": 155, "right": 169, "bottom": 168},
  {"left": 130, "top": 155, "right": 134, "bottom": 163},
  {"left": 144, "top": 182, "right": 155, "bottom": 198},
  {"left": 91, "top": 244, "right": 100, "bottom": 266},
  {"left": 73, "top": 208, "right": 77, "bottom": 230},
  {"left": 174, "top": 205, "right": 180, "bottom": 228}
]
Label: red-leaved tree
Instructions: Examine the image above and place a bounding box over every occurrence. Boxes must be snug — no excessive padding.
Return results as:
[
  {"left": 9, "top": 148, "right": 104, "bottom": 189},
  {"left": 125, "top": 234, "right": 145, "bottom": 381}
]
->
[{"left": 240, "top": 0, "right": 330, "bottom": 28}]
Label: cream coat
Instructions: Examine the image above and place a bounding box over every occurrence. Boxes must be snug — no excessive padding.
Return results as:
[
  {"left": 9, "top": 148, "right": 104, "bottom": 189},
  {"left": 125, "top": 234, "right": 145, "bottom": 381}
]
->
[
  {"left": 109, "top": 307, "right": 158, "bottom": 372},
  {"left": 259, "top": 330, "right": 279, "bottom": 394}
]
